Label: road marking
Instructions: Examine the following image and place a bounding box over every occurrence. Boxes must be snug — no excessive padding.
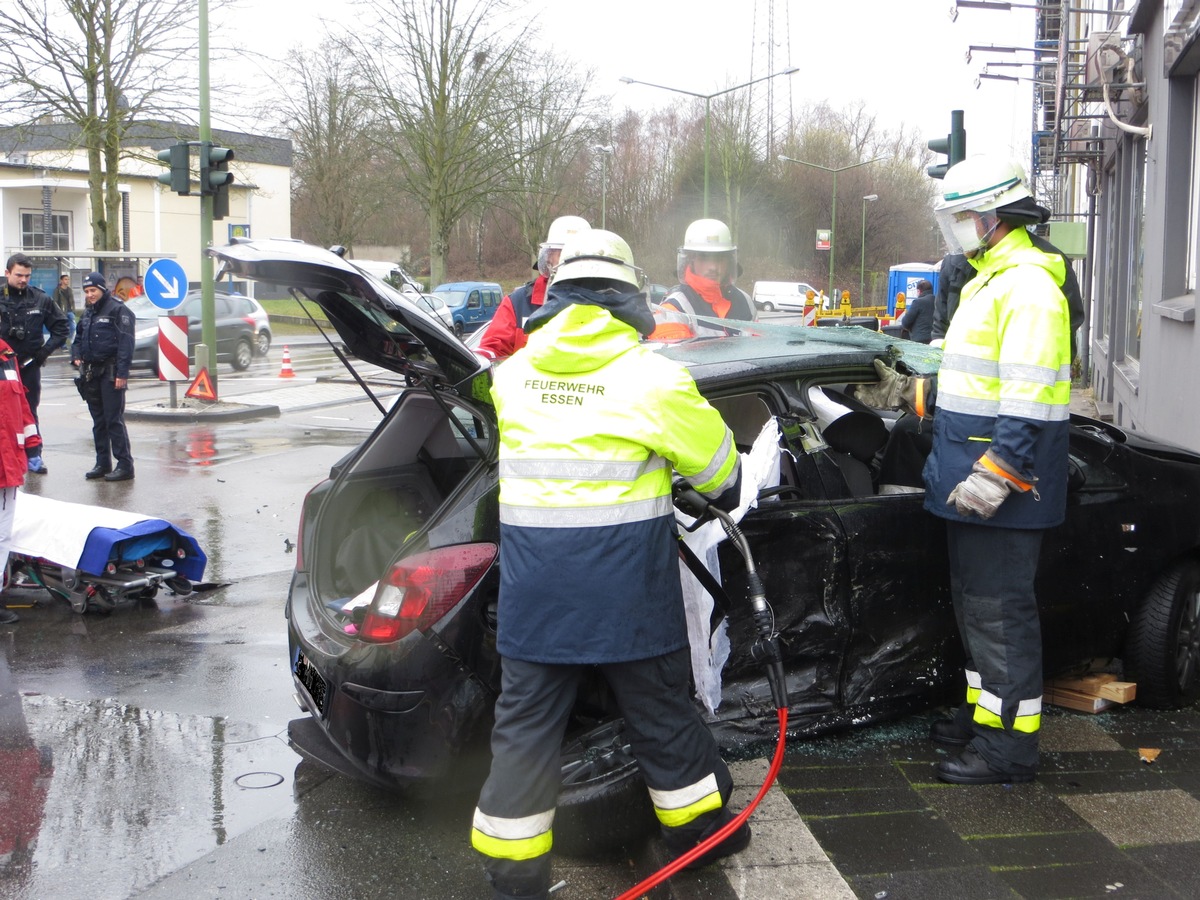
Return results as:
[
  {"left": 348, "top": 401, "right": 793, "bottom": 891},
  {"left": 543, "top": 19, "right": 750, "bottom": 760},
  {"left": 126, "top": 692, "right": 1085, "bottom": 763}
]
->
[{"left": 724, "top": 758, "right": 855, "bottom": 899}]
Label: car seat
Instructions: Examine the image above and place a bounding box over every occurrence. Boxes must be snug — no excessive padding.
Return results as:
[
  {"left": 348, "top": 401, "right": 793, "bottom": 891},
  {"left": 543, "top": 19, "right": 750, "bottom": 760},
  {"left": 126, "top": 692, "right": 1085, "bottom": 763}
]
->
[{"left": 807, "top": 387, "right": 889, "bottom": 496}]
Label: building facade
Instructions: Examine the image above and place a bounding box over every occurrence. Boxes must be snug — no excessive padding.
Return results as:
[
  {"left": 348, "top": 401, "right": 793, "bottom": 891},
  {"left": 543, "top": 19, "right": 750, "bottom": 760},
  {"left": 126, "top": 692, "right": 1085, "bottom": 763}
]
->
[
  {"left": 1029, "top": 1, "right": 1200, "bottom": 452},
  {"left": 0, "top": 121, "right": 291, "bottom": 297}
]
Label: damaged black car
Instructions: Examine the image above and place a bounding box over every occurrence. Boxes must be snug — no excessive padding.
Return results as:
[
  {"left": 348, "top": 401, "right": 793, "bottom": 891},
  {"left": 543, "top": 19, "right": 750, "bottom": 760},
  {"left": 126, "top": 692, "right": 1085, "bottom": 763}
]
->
[{"left": 211, "top": 239, "right": 1200, "bottom": 848}]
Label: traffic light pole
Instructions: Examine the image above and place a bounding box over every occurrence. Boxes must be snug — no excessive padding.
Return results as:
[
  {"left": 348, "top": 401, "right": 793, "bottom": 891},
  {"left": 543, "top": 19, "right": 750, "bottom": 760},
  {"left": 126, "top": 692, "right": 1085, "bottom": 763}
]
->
[{"left": 198, "top": 0, "right": 217, "bottom": 397}]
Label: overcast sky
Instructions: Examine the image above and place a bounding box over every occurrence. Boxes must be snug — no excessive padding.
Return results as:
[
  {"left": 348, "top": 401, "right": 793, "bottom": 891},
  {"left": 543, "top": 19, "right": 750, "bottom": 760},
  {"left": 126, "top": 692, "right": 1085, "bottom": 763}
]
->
[{"left": 216, "top": 0, "right": 1037, "bottom": 165}]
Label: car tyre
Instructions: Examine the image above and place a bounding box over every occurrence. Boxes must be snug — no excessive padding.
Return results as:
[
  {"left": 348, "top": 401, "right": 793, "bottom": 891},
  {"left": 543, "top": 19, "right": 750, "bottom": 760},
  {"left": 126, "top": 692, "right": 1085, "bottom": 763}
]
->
[
  {"left": 255, "top": 330, "right": 271, "bottom": 356},
  {"left": 454, "top": 321, "right": 465, "bottom": 339},
  {"left": 554, "top": 717, "right": 655, "bottom": 855},
  {"left": 763, "top": 301, "right": 776, "bottom": 312},
  {"left": 232, "top": 337, "right": 253, "bottom": 371},
  {"left": 1125, "top": 559, "right": 1200, "bottom": 709}
]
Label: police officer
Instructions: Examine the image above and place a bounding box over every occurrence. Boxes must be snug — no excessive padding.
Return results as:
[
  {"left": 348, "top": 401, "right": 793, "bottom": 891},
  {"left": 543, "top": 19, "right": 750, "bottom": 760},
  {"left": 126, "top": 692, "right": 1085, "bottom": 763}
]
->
[
  {"left": 2, "top": 252, "right": 70, "bottom": 473},
  {"left": 71, "top": 272, "right": 136, "bottom": 482},
  {"left": 658, "top": 219, "right": 755, "bottom": 321},
  {"left": 859, "top": 156, "right": 1071, "bottom": 784},
  {"left": 471, "top": 229, "right": 747, "bottom": 899}
]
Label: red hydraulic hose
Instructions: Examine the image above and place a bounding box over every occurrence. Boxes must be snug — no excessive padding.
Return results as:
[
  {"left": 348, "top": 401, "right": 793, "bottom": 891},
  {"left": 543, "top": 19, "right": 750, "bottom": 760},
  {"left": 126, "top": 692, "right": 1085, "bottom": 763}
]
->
[{"left": 613, "top": 707, "right": 789, "bottom": 900}]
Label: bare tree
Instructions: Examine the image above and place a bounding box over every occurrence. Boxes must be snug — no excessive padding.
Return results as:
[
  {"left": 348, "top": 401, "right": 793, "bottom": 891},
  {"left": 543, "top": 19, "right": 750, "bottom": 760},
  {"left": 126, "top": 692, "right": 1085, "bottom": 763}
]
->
[
  {"left": 351, "top": 0, "right": 539, "bottom": 286},
  {"left": 277, "top": 51, "right": 381, "bottom": 253},
  {"left": 490, "top": 53, "right": 602, "bottom": 267},
  {"left": 0, "top": 0, "right": 207, "bottom": 251}
]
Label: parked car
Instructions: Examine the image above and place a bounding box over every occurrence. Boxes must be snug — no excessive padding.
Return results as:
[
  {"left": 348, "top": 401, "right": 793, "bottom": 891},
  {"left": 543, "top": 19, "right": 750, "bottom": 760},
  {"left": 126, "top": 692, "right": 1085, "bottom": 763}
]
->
[
  {"left": 415, "top": 293, "right": 454, "bottom": 332},
  {"left": 349, "top": 259, "right": 424, "bottom": 295},
  {"left": 127, "top": 292, "right": 261, "bottom": 373},
  {"left": 211, "top": 238, "right": 1200, "bottom": 849},
  {"left": 430, "top": 280, "right": 502, "bottom": 337},
  {"left": 752, "top": 280, "right": 827, "bottom": 313}
]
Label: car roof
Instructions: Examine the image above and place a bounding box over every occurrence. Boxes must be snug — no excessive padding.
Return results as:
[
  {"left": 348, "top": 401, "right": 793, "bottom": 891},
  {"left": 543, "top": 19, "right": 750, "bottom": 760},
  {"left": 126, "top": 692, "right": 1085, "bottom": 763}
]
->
[
  {"left": 658, "top": 319, "right": 943, "bottom": 384},
  {"left": 433, "top": 281, "right": 501, "bottom": 290}
]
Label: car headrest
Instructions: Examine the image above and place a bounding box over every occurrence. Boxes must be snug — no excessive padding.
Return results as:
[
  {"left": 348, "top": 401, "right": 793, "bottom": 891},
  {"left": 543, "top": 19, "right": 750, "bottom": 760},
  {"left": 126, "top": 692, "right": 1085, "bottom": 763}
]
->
[{"left": 808, "top": 387, "right": 890, "bottom": 463}]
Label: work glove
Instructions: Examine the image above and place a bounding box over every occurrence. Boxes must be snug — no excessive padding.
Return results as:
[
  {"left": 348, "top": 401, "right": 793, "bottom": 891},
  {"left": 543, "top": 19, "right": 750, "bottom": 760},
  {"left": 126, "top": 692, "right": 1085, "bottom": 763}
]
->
[
  {"left": 32, "top": 348, "right": 51, "bottom": 367},
  {"left": 855, "top": 359, "right": 930, "bottom": 416},
  {"left": 947, "top": 450, "right": 1037, "bottom": 519}
]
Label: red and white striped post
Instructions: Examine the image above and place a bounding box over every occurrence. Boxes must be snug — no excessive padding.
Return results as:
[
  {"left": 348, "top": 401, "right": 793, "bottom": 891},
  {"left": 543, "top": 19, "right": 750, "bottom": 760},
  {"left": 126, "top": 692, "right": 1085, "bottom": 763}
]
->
[{"left": 158, "top": 315, "right": 190, "bottom": 407}]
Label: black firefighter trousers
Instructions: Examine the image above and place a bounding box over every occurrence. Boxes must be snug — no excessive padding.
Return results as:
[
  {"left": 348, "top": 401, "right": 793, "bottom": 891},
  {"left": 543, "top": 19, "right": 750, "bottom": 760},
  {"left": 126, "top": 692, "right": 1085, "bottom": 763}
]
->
[
  {"left": 947, "top": 520, "right": 1045, "bottom": 773},
  {"left": 473, "top": 648, "right": 733, "bottom": 899}
]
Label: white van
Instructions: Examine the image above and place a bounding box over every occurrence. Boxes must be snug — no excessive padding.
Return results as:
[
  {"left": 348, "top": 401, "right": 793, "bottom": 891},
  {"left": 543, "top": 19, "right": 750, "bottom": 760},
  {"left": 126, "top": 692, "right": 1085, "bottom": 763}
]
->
[{"left": 752, "top": 281, "right": 828, "bottom": 313}]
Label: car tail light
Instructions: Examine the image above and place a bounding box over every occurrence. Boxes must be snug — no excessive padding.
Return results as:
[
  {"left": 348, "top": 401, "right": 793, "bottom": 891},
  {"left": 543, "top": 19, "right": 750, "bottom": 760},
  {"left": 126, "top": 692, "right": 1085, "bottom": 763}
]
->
[
  {"left": 242, "top": 315, "right": 256, "bottom": 328},
  {"left": 358, "top": 543, "right": 497, "bottom": 644}
]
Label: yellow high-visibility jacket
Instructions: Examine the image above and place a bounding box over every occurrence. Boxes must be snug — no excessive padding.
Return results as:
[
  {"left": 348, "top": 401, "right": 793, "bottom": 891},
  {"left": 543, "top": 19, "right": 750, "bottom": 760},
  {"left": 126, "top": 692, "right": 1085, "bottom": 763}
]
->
[{"left": 491, "top": 298, "right": 740, "bottom": 663}]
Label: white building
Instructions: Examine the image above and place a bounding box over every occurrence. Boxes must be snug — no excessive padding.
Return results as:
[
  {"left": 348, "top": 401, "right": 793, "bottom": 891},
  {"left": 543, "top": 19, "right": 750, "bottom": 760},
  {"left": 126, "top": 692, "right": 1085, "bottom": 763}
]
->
[{"left": 0, "top": 121, "right": 291, "bottom": 296}]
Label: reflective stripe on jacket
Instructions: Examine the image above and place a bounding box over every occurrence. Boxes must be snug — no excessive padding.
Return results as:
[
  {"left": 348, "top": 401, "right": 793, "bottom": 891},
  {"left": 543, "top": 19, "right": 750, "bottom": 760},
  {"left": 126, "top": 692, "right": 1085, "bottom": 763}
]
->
[
  {"left": 490, "top": 299, "right": 739, "bottom": 663},
  {"left": 923, "top": 227, "right": 1071, "bottom": 529}
]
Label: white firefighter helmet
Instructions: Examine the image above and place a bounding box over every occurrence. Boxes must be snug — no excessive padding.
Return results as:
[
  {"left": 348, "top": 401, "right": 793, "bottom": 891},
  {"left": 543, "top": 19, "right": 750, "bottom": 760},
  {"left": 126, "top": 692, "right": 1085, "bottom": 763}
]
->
[
  {"left": 537, "top": 215, "right": 591, "bottom": 276},
  {"left": 677, "top": 218, "right": 737, "bottom": 281},
  {"left": 550, "top": 229, "right": 644, "bottom": 290},
  {"left": 934, "top": 156, "right": 1032, "bottom": 257}
]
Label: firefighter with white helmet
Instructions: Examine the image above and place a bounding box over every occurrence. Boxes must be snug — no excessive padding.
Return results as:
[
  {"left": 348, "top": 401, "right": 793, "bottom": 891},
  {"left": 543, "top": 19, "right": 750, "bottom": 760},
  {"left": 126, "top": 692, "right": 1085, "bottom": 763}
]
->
[
  {"left": 658, "top": 218, "right": 755, "bottom": 322},
  {"left": 471, "top": 228, "right": 748, "bottom": 898},
  {"left": 858, "top": 155, "right": 1072, "bottom": 785},
  {"left": 477, "top": 215, "right": 591, "bottom": 362}
]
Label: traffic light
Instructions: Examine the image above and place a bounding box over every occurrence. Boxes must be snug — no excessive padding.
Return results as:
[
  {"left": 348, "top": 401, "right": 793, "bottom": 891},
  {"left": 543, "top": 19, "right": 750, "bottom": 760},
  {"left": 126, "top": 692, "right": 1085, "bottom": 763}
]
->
[
  {"left": 201, "top": 143, "right": 235, "bottom": 220},
  {"left": 156, "top": 142, "right": 190, "bottom": 194},
  {"left": 927, "top": 110, "right": 967, "bottom": 179}
]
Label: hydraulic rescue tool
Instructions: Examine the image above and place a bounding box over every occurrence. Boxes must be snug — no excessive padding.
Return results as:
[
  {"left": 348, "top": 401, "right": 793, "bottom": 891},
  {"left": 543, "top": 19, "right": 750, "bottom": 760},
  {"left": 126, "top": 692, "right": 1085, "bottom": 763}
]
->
[{"left": 613, "top": 484, "right": 790, "bottom": 900}]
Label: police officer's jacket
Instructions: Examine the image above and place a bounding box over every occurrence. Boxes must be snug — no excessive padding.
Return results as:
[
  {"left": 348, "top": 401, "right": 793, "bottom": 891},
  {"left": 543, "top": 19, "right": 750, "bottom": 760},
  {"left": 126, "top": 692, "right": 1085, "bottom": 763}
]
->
[
  {"left": 1, "top": 283, "right": 69, "bottom": 362},
  {"left": 923, "top": 228, "right": 1071, "bottom": 529},
  {"left": 490, "top": 283, "right": 741, "bottom": 664},
  {"left": 72, "top": 291, "right": 136, "bottom": 379}
]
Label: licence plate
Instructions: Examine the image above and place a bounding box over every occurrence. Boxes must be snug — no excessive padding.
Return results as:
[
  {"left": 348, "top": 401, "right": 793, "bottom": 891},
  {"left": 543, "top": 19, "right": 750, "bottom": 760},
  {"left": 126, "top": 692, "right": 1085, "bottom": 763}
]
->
[{"left": 294, "top": 652, "right": 328, "bottom": 715}]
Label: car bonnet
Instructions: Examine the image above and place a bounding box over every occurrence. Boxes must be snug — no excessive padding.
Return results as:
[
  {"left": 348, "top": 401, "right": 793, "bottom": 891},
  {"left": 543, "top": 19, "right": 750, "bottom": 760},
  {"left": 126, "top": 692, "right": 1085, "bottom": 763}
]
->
[{"left": 208, "top": 240, "right": 487, "bottom": 390}]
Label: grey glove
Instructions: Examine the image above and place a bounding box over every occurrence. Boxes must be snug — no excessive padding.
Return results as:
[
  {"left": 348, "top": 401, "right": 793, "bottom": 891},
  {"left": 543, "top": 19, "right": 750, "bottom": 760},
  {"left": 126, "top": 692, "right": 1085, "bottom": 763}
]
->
[
  {"left": 947, "top": 452, "right": 1036, "bottom": 519},
  {"left": 856, "top": 359, "right": 918, "bottom": 411}
]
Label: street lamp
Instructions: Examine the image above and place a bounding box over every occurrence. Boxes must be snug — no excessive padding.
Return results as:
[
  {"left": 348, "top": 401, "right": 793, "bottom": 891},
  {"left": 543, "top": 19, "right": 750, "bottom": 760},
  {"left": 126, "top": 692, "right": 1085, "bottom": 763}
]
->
[
  {"left": 593, "top": 144, "right": 613, "bottom": 229},
  {"left": 777, "top": 154, "right": 886, "bottom": 298},
  {"left": 620, "top": 66, "right": 799, "bottom": 217},
  {"left": 860, "top": 194, "right": 879, "bottom": 304}
]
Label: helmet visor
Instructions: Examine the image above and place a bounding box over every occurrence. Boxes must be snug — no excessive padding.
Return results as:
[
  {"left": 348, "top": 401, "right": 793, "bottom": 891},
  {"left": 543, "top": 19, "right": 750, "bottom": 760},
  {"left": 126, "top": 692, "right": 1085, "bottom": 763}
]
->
[{"left": 936, "top": 208, "right": 999, "bottom": 258}]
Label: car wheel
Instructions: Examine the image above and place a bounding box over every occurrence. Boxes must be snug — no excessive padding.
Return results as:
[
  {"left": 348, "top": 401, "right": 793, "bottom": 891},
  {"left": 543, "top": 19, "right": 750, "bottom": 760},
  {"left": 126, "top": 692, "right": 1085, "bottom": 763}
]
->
[
  {"left": 231, "top": 338, "right": 253, "bottom": 371},
  {"left": 1125, "top": 559, "right": 1200, "bottom": 709},
  {"left": 554, "top": 717, "right": 655, "bottom": 855},
  {"left": 763, "top": 302, "right": 776, "bottom": 312},
  {"left": 255, "top": 330, "right": 271, "bottom": 356},
  {"left": 454, "top": 321, "right": 465, "bottom": 339}
]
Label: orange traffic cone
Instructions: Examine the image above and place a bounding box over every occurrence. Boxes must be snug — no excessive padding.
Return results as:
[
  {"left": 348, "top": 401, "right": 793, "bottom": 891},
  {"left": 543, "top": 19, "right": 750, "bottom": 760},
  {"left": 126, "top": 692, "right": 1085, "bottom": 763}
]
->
[{"left": 279, "top": 345, "right": 295, "bottom": 378}]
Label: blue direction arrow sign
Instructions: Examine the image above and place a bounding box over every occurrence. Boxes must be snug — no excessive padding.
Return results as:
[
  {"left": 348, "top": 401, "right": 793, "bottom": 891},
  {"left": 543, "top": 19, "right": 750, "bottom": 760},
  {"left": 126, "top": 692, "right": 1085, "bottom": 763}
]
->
[{"left": 144, "top": 258, "right": 188, "bottom": 310}]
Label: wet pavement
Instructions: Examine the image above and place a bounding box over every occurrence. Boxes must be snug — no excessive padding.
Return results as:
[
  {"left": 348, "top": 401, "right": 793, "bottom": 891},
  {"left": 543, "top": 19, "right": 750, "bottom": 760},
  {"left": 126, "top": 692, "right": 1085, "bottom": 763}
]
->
[{"left": 2, "top": 346, "right": 1194, "bottom": 900}]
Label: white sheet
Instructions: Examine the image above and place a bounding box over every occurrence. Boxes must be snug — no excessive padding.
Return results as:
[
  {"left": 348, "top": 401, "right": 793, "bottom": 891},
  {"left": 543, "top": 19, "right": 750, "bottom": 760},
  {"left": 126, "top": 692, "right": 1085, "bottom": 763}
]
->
[
  {"left": 7, "top": 491, "right": 168, "bottom": 570},
  {"left": 678, "top": 418, "right": 782, "bottom": 716}
]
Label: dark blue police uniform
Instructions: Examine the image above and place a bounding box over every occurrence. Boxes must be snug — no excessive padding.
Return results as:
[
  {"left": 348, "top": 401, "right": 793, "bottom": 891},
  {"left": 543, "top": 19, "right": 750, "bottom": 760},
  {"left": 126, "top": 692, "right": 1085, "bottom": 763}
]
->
[{"left": 71, "top": 280, "right": 136, "bottom": 480}]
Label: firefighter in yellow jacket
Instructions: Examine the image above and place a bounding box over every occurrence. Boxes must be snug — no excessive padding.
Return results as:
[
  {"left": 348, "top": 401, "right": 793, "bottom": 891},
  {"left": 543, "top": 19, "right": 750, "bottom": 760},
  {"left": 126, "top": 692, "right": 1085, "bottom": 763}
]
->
[
  {"left": 859, "top": 156, "right": 1071, "bottom": 784},
  {"left": 471, "top": 229, "right": 746, "bottom": 898}
]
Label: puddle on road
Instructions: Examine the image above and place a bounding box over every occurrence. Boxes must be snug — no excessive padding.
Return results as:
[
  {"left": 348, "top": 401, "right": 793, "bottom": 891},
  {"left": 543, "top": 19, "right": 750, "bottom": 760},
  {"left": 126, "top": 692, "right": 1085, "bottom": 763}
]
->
[
  {"left": 153, "top": 425, "right": 362, "bottom": 468},
  {"left": 3, "top": 694, "right": 299, "bottom": 898}
]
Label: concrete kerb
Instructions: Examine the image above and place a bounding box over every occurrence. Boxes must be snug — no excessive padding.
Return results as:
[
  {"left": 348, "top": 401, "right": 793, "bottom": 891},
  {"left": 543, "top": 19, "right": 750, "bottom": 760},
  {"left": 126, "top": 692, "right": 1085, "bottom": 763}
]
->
[{"left": 125, "top": 399, "right": 281, "bottom": 423}]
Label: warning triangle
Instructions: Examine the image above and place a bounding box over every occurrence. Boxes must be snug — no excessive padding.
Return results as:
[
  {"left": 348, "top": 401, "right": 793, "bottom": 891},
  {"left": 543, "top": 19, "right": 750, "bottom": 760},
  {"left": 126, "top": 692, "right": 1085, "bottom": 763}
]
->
[{"left": 185, "top": 367, "right": 217, "bottom": 401}]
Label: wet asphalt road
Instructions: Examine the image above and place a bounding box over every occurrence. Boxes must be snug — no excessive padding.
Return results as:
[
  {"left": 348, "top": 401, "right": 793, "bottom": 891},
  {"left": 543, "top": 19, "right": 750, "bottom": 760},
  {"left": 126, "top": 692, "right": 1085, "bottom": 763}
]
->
[{"left": 0, "top": 345, "right": 498, "bottom": 899}]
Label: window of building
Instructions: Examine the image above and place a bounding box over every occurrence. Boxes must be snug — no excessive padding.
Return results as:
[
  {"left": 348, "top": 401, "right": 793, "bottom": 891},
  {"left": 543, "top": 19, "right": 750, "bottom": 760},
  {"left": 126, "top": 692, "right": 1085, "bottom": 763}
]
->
[
  {"left": 1188, "top": 77, "right": 1200, "bottom": 292},
  {"left": 20, "top": 211, "right": 71, "bottom": 251},
  {"left": 1123, "top": 138, "right": 1147, "bottom": 364}
]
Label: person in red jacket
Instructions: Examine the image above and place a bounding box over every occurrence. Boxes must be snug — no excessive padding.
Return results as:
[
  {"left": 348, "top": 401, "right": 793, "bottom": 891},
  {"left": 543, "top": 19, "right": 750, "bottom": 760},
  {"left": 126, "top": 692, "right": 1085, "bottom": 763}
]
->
[
  {"left": 0, "top": 337, "right": 42, "bottom": 625},
  {"left": 476, "top": 216, "right": 590, "bottom": 362}
]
